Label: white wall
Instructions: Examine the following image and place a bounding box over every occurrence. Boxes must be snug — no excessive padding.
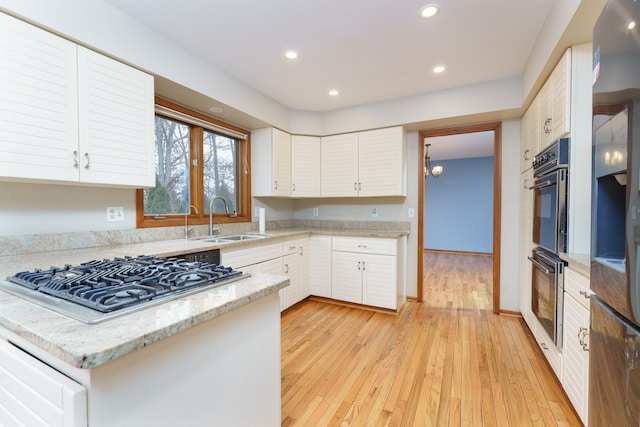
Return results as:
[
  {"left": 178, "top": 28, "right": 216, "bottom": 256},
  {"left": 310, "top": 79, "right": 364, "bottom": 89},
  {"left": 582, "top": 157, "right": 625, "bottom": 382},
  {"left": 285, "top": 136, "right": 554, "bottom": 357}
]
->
[
  {"left": 0, "top": 182, "right": 136, "bottom": 235},
  {"left": 500, "top": 120, "right": 522, "bottom": 312}
]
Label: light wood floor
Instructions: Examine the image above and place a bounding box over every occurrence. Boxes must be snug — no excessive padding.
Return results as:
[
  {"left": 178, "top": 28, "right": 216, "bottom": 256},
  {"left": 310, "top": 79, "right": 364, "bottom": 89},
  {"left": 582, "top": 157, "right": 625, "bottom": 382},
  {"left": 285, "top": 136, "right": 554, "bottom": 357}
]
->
[{"left": 281, "top": 252, "right": 581, "bottom": 426}]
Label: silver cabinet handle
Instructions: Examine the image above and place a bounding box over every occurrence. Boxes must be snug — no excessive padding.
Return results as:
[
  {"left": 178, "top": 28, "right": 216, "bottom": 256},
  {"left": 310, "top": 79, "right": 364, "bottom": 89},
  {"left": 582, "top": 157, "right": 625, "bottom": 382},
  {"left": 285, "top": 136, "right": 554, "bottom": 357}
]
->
[
  {"left": 524, "top": 149, "right": 530, "bottom": 161},
  {"left": 357, "top": 261, "right": 362, "bottom": 270},
  {"left": 284, "top": 264, "right": 289, "bottom": 274},
  {"left": 541, "top": 343, "right": 549, "bottom": 350},
  {"left": 84, "top": 152, "right": 90, "bottom": 169},
  {"left": 362, "top": 261, "right": 365, "bottom": 271},
  {"left": 274, "top": 181, "right": 278, "bottom": 190},
  {"left": 292, "top": 183, "right": 295, "bottom": 192},
  {"left": 354, "top": 182, "right": 358, "bottom": 190},
  {"left": 73, "top": 150, "right": 79, "bottom": 168},
  {"left": 299, "top": 247, "right": 304, "bottom": 255},
  {"left": 358, "top": 182, "right": 362, "bottom": 191},
  {"left": 579, "top": 290, "right": 590, "bottom": 299},
  {"left": 523, "top": 178, "right": 529, "bottom": 189},
  {"left": 357, "top": 244, "right": 367, "bottom": 248},
  {"left": 578, "top": 327, "right": 590, "bottom": 351},
  {"left": 544, "top": 118, "right": 552, "bottom": 133}
]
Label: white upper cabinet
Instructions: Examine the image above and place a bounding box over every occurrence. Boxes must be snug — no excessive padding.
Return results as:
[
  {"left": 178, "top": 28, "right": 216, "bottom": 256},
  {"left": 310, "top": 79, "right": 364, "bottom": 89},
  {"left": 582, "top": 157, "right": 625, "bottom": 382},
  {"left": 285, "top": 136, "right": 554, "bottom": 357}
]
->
[
  {"left": 0, "top": 12, "right": 155, "bottom": 188},
  {"left": 321, "top": 126, "right": 405, "bottom": 197},
  {"left": 539, "top": 48, "right": 572, "bottom": 150},
  {"left": 0, "top": 12, "right": 79, "bottom": 183},
  {"left": 77, "top": 47, "right": 155, "bottom": 187},
  {"left": 252, "top": 127, "right": 291, "bottom": 197},
  {"left": 291, "top": 135, "right": 320, "bottom": 197},
  {"left": 521, "top": 97, "right": 538, "bottom": 172},
  {"left": 358, "top": 127, "right": 405, "bottom": 197},
  {"left": 321, "top": 132, "right": 360, "bottom": 197}
]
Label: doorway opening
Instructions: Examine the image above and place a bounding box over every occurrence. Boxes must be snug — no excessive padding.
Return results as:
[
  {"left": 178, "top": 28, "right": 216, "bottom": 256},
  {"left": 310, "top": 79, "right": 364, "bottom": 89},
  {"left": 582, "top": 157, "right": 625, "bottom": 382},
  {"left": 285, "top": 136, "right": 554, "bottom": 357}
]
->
[{"left": 417, "top": 123, "right": 502, "bottom": 314}]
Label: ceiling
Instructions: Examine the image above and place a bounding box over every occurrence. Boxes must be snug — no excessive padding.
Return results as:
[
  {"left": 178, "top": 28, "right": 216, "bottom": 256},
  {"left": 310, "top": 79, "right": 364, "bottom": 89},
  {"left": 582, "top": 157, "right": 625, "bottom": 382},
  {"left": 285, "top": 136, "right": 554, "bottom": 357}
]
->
[
  {"left": 104, "top": 0, "right": 556, "bottom": 113},
  {"left": 426, "top": 131, "right": 495, "bottom": 161}
]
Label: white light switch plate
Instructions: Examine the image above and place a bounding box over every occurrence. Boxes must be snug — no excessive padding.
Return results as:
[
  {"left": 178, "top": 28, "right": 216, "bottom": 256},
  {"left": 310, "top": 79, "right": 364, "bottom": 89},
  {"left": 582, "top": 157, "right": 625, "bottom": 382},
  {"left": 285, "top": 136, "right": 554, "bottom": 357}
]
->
[{"left": 107, "top": 206, "right": 124, "bottom": 222}]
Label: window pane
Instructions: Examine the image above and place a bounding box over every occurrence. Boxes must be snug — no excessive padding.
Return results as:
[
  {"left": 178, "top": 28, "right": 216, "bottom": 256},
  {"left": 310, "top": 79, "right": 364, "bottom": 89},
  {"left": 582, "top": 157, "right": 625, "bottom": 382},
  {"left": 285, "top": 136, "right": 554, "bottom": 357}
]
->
[
  {"left": 203, "top": 130, "right": 238, "bottom": 214},
  {"left": 144, "top": 117, "right": 190, "bottom": 215}
]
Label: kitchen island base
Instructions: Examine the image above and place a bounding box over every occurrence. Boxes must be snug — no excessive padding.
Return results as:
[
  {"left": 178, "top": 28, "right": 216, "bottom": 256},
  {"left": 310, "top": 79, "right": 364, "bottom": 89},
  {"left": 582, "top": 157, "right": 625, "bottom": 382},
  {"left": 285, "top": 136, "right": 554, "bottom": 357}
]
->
[{"left": 3, "top": 292, "right": 281, "bottom": 427}]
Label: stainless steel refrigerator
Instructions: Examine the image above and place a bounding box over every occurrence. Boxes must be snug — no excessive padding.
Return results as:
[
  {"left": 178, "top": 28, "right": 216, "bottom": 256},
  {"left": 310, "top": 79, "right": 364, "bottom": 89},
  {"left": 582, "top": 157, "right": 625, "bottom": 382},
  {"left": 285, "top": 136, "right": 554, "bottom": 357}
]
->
[{"left": 591, "top": 1, "right": 640, "bottom": 425}]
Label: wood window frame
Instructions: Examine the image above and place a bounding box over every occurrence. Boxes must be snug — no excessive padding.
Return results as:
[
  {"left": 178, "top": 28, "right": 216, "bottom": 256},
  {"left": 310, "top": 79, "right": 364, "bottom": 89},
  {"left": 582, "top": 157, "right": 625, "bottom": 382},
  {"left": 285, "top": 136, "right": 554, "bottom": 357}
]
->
[{"left": 136, "top": 97, "right": 252, "bottom": 229}]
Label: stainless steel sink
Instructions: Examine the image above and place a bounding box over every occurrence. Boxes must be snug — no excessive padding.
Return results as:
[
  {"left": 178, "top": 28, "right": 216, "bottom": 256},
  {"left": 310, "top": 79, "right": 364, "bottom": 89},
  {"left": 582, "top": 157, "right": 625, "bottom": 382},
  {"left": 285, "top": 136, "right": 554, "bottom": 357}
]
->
[
  {"left": 218, "top": 234, "right": 268, "bottom": 241},
  {"left": 194, "top": 234, "right": 269, "bottom": 243}
]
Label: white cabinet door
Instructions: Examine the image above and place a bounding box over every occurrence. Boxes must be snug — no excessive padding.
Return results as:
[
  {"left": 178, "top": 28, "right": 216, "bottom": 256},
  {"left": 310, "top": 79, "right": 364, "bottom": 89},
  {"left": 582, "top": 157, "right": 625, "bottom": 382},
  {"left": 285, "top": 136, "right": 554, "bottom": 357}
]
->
[
  {"left": 550, "top": 48, "right": 571, "bottom": 143},
  {"left": 321, "top": 133, "right": 359, "bottom": 197},
  {"left": 252, "top": 127, "right": 291, "bottom": 197},
  {"left": 519, "top": 169, "right": 535, "bottom": 327},
  {"left": 358, "top": 127, "right": 405, "bottom": 197},
  {"left": 0, "top": 339, "right": 87, "bottom": 426},
  {"left": 298, "top": 237, "right": 312, "bottom": 301},
  {"left": 562, "top": 292, "right": 590, "bottom": 425},
  {"left": 362, "top": 253, "right": 397, "bottom": 309},
  {"left": 291, "top": 135, "right": 320, "bottom": 197},
  {"left": 311, "top": 235, "right": 332, "bottom": 298},
  {"left": 282, "top": 252, "right": 299, "bottom": 310},
  {"left": 77, "top": 47, "right": 155, "bottom": 187},
  {"left": 0, "top": 12, "right": 79, "bottom": 183},
  {"left": 521, "top": 98, "right": 538, "bottom": 172},
  {"left": 562, "top": 267, "right": 590, "bottom": 425},
  {"left": 331, "top": 251, "right": 363, "bottom": 303}
]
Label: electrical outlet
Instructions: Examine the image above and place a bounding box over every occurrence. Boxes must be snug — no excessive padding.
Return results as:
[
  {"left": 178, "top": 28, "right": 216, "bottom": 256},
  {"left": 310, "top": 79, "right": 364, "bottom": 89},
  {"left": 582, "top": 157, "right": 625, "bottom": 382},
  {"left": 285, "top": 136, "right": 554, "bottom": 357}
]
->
[
  {"left": 408, "top": 208, "right": 415, "bottom": 218},
  {"left": 255, "top": 207, "right": 260, "bottom": 217},
  {"left": 371, "top": 207, "right": 378, "bottom": 218},
  {"left": 313, "top": 208, "right": 319, "bottom": 217},
  {"left": 106, "top": 206, "right": 124, "bottom": 222}
]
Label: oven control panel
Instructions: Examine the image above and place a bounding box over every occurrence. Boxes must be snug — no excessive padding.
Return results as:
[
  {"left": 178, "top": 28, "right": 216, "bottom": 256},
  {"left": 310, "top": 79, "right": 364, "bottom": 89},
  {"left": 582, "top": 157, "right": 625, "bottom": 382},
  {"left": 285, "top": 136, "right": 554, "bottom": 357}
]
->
[{"left": 532, "top": 137, "right": 569, "bottom": 177}]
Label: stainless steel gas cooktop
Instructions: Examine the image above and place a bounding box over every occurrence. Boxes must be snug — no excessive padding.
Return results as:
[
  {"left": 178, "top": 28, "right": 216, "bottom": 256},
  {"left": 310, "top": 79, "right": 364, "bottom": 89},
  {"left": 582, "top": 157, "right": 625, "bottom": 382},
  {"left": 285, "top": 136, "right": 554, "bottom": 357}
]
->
[{"left": 0, "top": 255, "right": 247, "bottom": 324}]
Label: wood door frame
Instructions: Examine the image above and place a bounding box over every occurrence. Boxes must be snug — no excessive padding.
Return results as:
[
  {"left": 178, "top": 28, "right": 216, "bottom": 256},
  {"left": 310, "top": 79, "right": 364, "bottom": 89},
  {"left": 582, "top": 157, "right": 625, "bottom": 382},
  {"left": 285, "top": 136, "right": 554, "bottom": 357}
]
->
[{"left": 417, "top": 122, "right": 502, "bottom": 314}]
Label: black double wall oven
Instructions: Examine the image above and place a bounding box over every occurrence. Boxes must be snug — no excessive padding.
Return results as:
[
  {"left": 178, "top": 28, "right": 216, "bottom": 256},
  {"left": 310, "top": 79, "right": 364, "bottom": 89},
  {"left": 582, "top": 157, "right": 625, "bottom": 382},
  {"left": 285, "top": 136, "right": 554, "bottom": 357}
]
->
[{"left": 528, "top": 137, "right": 569, "bottom": 349}]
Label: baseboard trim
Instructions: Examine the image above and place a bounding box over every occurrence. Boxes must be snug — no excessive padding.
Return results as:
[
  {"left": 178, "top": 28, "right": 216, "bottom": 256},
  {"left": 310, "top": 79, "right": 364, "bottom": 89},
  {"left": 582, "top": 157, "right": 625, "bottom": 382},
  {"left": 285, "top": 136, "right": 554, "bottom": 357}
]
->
[
  {"left": 423, "top": 249, "right": 492, "bottom": 257},
  {"left": 499, "top": 309, "right": 521, "bottom": 317}
]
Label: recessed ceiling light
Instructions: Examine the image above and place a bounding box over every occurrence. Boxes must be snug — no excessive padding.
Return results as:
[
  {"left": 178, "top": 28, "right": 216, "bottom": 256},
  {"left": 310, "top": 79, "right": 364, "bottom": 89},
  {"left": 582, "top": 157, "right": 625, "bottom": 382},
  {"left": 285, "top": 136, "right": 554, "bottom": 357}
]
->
[
  {"left": 420, "top": 4, "right": 439, "bottom": 19},
  {"left": 629, "top": 21, "right": 636, "bottom": 30},
  {"left": 329, "top": 90, "right": 339, "bottom": 96},
  {"left": 209, "top": 106, "right": 223, "bottom": 113},
  {"left": 285, "top": 50, "right": 299, "bottom": 60},
  {"left": 433, "top": 65, "right": 445, "bottom": 73}
]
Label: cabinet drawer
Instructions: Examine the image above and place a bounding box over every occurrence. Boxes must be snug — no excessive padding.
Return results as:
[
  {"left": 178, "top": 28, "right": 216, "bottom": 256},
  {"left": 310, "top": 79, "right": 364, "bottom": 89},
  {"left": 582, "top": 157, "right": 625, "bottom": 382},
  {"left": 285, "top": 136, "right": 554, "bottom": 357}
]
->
[
  {"left": 332, "top": 237, "right": 397, "bottom": 255},
  {"left": 282, "top": 240, "right": 299, "bottom": 255},
  {"left": 564, "top": 268, "right": 591, "bottom": 310},
  {"left": 221, "top": 243, "right": 283, "bottom": 268}
]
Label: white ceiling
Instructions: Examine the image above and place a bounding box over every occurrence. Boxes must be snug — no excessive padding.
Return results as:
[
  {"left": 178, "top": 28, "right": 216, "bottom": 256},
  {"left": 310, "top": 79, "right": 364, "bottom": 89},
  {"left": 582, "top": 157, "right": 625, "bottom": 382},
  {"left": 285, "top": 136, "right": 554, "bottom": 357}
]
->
[
  {"left": 426, "top": 131, "right": 495, "bottom": 161},
  {"left": 104, "top": 0, "right": 555, "bottom": 113}
]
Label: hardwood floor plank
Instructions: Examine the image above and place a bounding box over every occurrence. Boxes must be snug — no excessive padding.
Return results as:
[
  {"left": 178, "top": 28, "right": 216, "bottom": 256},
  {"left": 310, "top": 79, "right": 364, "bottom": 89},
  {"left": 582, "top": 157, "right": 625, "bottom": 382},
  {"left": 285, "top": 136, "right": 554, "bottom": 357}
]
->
[{"left": 281, "top": 252, "right": 582, "bottom": 426}]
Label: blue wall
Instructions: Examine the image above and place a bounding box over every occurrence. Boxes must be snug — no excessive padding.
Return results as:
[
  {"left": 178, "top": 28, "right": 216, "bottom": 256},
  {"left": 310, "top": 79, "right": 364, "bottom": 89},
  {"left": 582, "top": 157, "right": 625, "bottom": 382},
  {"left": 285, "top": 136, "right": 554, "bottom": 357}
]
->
[{"left": 424, "top": 156, "right": 494, "bottom": 253}]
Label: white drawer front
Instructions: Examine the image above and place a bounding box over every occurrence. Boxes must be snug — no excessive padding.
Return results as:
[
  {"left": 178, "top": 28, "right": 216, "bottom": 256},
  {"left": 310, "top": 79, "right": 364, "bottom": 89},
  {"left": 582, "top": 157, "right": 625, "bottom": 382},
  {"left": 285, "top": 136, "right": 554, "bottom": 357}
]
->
[
  {"left": 332, "top": 237, "right": 397, "bottom": 255},
  {"left": 564, "top": 268, "right": 590, "bottom": 310},
  {"left": 282, "top": 240, "right": 299, "bottom": 255},
  {"left": 221, "top": 243, "right": 283, "bottom": 268}
]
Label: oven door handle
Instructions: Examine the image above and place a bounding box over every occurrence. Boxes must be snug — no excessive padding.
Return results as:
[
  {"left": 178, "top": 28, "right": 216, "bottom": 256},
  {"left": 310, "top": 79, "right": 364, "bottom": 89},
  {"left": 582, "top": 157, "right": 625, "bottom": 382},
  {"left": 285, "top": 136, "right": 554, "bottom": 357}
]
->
[
  {"left": 529, "top": 180, "right": 553, "bottom": 190},
  {"left": 527, "top": 256, "right": 554, "bottom": 274}
]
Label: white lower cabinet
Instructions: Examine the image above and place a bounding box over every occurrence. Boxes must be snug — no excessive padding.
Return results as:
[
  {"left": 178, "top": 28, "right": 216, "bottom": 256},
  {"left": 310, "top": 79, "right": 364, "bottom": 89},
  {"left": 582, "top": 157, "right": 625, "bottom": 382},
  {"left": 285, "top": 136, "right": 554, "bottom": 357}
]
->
[
  {"left": 331, "top": 236, "right": 402, "bottom": 310},
  {"left": 310, "top": 236, "right": 332, "bottom": 297},
  {"left": 223, "top": 234, "right": 405, "bottom": 312},
  {"left": 562, "top": 267, "right": 591, "bottom": 426},
  {"left": 0, "top": 339, "right": 87, "bottom": 426}
]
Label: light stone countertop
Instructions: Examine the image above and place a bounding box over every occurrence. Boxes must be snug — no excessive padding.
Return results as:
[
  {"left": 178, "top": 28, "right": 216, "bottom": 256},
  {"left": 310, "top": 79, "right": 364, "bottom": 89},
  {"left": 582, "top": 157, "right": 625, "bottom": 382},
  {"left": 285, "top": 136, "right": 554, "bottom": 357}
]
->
[
  {"left": 560, "top": 252, "right": 590, "bottom": 278},
  {"left": 0, "top": 228, "right": 408, "bottom": 369}
]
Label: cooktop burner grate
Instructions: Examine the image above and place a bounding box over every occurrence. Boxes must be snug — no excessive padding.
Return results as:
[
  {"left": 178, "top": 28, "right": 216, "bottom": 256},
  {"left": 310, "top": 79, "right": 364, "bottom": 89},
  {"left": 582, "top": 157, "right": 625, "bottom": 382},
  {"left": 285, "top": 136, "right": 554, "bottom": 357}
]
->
[{"left": 5, "top": 255, "right": 243, "bottom": 315}]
